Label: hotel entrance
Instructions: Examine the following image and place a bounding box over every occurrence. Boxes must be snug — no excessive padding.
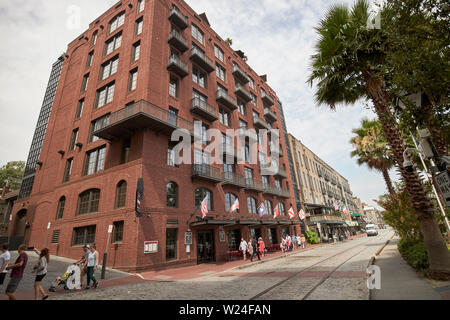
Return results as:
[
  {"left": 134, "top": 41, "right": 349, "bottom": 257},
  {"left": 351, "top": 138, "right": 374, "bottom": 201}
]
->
[{"left": 197, "top": 229, "right": 215, "bottom": 264}]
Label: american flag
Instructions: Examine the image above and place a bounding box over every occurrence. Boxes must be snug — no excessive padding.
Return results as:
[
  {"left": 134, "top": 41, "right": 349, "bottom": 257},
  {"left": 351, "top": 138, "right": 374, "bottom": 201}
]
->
[
  {"left": 201, "top": 196, "right": 208, "bottom": 219},
  {"left": 230, "top": 198, "right": 239, "bottom": 213},
  {"left": 288, "top": 206, "right": 295, "bottom": 219}
]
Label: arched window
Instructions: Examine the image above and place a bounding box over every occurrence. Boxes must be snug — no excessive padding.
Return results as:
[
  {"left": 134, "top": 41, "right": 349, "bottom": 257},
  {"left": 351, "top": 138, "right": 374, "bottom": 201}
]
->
[
  {"left": 115, "top": 180, "right": 127, "bottom": 209},
  {"left": 225, "top": 193, "right": 238, "bottom": 212},
  {"left": 195, "top": 188, "right": 212, "bottom": 211},
  {"left": 247, "top": 197, "right": 257, "bottom": 215},
  {"left": 279, "top": 202, "right": 286, "bottom": 216},
  {"left": 77, "top": 189, "right": 100, "bottom": 216},
  {"left": 56, "top": 196, "right": 65, "bottom": 220},
  {"left": 166, "top": 182, "right": 178, "bottom": 208},
  {"left": 265, "top": 200, "right": 273, "bottom": 215}
]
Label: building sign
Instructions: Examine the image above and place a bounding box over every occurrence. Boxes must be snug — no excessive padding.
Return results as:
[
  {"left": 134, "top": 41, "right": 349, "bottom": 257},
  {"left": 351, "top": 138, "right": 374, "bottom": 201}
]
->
[
  {"left": 435, "top": 171, "right": 450, "bottom": 208},
  {"left": 184, "top": 232, "right": 192, "bottom": 245},
  {"left": 144, "top": 241, "right": 158, "bottom": 254},
  {"left": 219, "top": 231, "right": 225, "bottom": 242},
  {"left": 136, "top": 178, "right": 144, "bottom": 218}
]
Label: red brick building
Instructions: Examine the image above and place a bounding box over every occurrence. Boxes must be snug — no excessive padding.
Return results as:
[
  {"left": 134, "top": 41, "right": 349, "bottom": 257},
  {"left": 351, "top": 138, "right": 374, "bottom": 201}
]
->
[{"left": 9, "top": 0, "right": 300, "bottom": 272}]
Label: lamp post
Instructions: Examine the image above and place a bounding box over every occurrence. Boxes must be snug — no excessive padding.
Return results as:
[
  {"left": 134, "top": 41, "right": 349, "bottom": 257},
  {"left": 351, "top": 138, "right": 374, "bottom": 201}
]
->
[{"left": 101, "top": 224, "right": 113, "bottom": 280}]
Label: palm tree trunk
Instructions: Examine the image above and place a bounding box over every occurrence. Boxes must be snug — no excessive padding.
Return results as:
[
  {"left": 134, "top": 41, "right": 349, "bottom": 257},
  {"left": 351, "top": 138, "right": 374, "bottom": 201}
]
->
[
  {"left": 364, "top": 73, "right": 450, "bottom": 279},
  {"left": 381, "top": 168, "right": 395, "bottom": 195},
  {"left": 422, "top": 95, "right": 449, "bottom": 156}
]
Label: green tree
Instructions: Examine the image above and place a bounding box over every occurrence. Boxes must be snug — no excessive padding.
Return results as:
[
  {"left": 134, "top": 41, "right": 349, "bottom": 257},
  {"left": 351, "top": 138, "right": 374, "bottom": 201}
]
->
[
  {"left": 381, "top": 0, "right": 450, "bottom": 155},
  {"left": 350, "top": 118, "right": 396, "bottom": 195},
  {"left": 0, "top": 161, "right": 25, "bottom": 190},
  {"left": 308, "top": 0, "right": 450, "bottom": 278}
]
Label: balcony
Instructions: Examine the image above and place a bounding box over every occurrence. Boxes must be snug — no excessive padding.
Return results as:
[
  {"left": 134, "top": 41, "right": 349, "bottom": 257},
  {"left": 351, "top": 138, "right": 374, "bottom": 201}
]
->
[
  {"left": 169, "top": 7, "right": 188, "bottom": 29},
  {"left": 324, "top": 174, "right": 330, "bottom": 181},
  {"left": 244, "top": 178, "right": 263, "bottom": 192},
  {"left": 93, "top": 100, "right": 194, "bottom": 141},
  {"left": 263, "top": 185, "right": 290, "bottom": 198},
  {"left": 261, "top": 90, "right": 274, "bottom": 107},
  {"left": 317, "top": 170, "right": 323, "bottom": 178},
  {"left": 190, "top": 98, "right": 218, "bottom": 122},
  {"left": 309, "top": 214, "right": 343, "bottom": 223},
  {"left": 327, "top": 190, "right": 333, "bottom": 197},
  {"left": 274, "top": 167, "right": 287, "bottom": 179},
  {"left": 253, "top": 116, "right": 268, "bottom": 131},
  {"left": 190, "top": 47, "right": 215, "bottom": 73},
  {"left": 232, "top": 64, "right": 250, "bottom": 84},
  {"left": 222, "top": 172, "right": 246, "bottom": 188},
  {"left": 234, "top": 82, "right": 252, "bottom": 102},
  {"left": 167, "top": 55, "right": 189, "bottom": 78},
  {"left": 168, "top": 29, "right": 189, "bottom": 52},
  {"left": 216, "top": 89, "right": 237, "bottom": 110},
  {"left": 264, "top": 108, "right": 277, "bottom": 123},
  {"left": 321, "top": 188, "right": 326, "bottom": 195},
  {"left": 192, "top": 164, "right": 223, "bottom": 183}
]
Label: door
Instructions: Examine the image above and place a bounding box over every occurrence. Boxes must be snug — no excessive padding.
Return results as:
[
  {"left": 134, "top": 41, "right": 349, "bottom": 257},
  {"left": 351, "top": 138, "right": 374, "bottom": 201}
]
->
[{"left": 197, "top": 229, "right": 215, "bottom": 264}]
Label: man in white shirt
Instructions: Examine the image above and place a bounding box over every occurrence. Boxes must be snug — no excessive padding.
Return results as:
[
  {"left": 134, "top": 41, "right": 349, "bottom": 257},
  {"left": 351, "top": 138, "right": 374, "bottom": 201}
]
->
[{"left": 0, "top": 243, "right": 11, "bottom": 285}]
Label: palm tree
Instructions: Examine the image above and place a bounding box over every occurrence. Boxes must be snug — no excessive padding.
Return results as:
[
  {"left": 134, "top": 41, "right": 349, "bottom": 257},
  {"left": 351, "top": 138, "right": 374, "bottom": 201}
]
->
[
  {"left": 308, "top": 0, "right": 450, "bottom": 278},
  {"left": 350, "top": 119, "right": 395, "bottom": 195}
]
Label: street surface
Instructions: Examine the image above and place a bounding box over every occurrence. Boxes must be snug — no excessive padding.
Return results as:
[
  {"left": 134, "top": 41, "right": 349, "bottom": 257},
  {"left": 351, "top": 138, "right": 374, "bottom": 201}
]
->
[{"left": 50, "top": 229, "right": 394, "bottom": 300}]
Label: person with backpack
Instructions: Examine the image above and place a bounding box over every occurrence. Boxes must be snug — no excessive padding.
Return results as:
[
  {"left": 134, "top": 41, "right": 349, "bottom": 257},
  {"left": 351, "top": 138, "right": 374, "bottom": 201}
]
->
[{"left": 32, "top": 248, "right": 49, "bottom": 300}]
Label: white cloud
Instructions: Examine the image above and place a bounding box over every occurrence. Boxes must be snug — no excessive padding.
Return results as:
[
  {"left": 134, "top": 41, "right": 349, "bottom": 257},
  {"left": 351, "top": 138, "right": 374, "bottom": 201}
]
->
[{"left": 0, "top": 0, "right": 389, "bottom": 206}]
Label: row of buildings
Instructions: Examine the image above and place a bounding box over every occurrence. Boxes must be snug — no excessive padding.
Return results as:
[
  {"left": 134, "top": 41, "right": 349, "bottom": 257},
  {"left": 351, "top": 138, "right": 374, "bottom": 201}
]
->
[{"left": 4, "top": 0, "right": 365, "bottom": 271}]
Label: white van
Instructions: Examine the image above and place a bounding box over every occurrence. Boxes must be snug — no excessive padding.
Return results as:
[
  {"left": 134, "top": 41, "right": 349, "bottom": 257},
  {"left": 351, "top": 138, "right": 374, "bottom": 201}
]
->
[{"left": 366, "top": 224, "right": 378, "bottom": 236}]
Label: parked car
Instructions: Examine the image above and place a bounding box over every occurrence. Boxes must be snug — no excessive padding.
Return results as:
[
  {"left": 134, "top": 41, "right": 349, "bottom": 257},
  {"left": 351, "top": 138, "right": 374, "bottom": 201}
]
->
[{"left": 366, "top": 224, "right": 378, "bottom": 236}]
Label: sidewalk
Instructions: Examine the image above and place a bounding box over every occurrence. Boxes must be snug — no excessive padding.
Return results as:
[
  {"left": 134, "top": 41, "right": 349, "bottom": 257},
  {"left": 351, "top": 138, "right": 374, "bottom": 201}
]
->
[{"left": 371, "top": 238, "right": 448, "bottom": 300}]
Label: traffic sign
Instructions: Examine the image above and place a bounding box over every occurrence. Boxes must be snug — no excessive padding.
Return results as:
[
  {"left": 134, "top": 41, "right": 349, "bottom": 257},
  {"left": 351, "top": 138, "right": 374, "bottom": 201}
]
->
[{"left": 435, "top": 171, "right": 450, "bottom": 207}]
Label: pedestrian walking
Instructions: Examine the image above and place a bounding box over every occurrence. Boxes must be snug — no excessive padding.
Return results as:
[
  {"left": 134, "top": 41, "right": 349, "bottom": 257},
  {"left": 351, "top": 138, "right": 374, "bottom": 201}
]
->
[
  {"left": 5, "top": 244, "right": 28, "bottom": 300},
  {"left": 292, "top": 235, "right": 297, "bottom": 250},
  {"left": 0, "top": 243, "right": 10, "bottom": 287},
  {"left": 247, "top": 238, "right": 253, "bottom": 261},
  {"left": 251, "top": 237, "right": 261, "bottom": 262},
  {"left": 258, "top": 237, "right": 265, "bottom": 257},
  {"left": 85, "top": 245, "right": 99, "bottom": 289},
  {"left": 32, "top": 248, "right": 49, "bottom": 300},
  {"left": 281, "top": 237, "right": 287, "bottom": 257},
  {"left": 285, "top": 235, "right": 291, "bottom": 252},
  {"left": 239, "top": 238, "right": 247, "bottom": 261},
  {"left": 297, "top": 235, "right": 301, "bottom": 249},
  {"left": 74, "top": 245, "right": 90, "bottom": 286},
  {"left": 301, "top": 234, "right": 306, "bottom": 249}
]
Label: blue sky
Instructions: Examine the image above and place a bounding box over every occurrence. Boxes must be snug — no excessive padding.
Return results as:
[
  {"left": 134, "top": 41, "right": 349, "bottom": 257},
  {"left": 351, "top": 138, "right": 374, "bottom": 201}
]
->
[{"left": 0, "top": 0, "right": 396, "bottom": 208}]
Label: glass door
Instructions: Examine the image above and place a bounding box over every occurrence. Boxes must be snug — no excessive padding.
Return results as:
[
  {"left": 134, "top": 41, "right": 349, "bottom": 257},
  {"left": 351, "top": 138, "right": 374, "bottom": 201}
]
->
[{"left": 197, "top": 229, "right": 215, "bottom": 264}]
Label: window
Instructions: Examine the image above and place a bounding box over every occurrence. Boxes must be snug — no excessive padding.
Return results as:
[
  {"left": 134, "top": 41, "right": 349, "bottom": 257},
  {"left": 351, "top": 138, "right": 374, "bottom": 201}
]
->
[
  {"left": 214, "top": 45, "right": 224, "bottom": 62},
  {"left": 168, "top": 148, "right": 176, "bottom": 167},
  {"left": 83, "top": 146, "right": 106, "bottom": 176},
  {"left": 219, "top": 108, "right": 229, "bottom": 126},
  {"left": 249, "top": 77, "right": 254, "bottom": 89},
  {"left": 135, "top": 18, "right": 143, "bottom": 36},
  {"left": 137, "top": 0, "right": 145, "bottom": 13},
  {"left": 244, "top": 145, "right": 251, "bottom": 162},
  {"left": 76, "top": 99, "right": 84, "bottom": 119},
  {"left": 69, "top": 129, "right": 79, "bottom": 151},
  {"left": 278, "top": 203, "right": 286, "bottom": 216},
  {"left": 194, "top": 149, "right": 210, "bottom": 165},
  {"left": 82, "top": 74, "right": 89, "bottom": 91},
  {"left": 265, "top": 200, "right": 273, "bottom": 215},
  {"left": 112, "top": 221, "right": 124, "bottom": 243},
  {"left": 191, "top": 24, "right": 204, "bottom": 44},
  {"left": 195, "top": 188, "right": 212, "bottom": 211},
  {"left": 72, "top": 225, "right": 96, "bottom": 246},
  {"left": 91, "top": 31, "right": 98, "bottom": 46},
  {"left": 216, "top": 63, "right": 226, "bottom": 81},
  {"left": 239, "top": 119, "right": 248, "bottom": 129},
  {"left": 132, "top": 41, "right": 141, "bottom": 61},
  {"left": 77, "top": 189, "right": 100, "bottom": 215},
  {"left": 63, "top": 158, "right": 73, "bottom": 183},
  {"left": 244, "top": 167, "right": 254, "bottom": 180},
  {"left": 225, "top": 193, "right": 238, "bottom": 212},
  {"left": 56, "top": 196, "right": 65, "bottom": 219},
  {"left": 166, "top": 228, "right": 178, "bottom": 261},
  {"left": 109, "top": 12, "right": 125, "bottom": 33},
  {"left": 121, "top": 137, "right": 131, "bottom": 164},
  {"left": 100, "top": 56, "right": 119, "bottom": 81},
  {"left": 237, "top": 99, "right": 246, "bottom": 115},
  {"left": 251, "top": 93, "right": 257, "bottom": 106},
  {"left": 192, "top": 66, "right": 206, "bottom": 88},
  {"left": 129, "top": 69, "right": 138, "bottom": 91},
  {"left": 166, "top": 182, "right": 178, "bottom": 208},
  {"left": 115, "top": 180, "right": 127, "bottom": 208},
  {"left": 247, "top": 197, "right": 257, "bottom": 214},
  {"left": 168, "top": 107, "right": 178, "bottom": 126},
  {"left": 89, "top": 114, "right": 110, "bottom": 143},
  {"left": 104, "top": 33, "right": 122, "bottom": 56},
  {"left": 95, "top": 82, "right": 115, "bottom": 108},
  {"left": 87, "top": 51, "right": 94, "bottom": 67},
  {"left": 169, "top": 76, "right": 178, "bottom": 97}
]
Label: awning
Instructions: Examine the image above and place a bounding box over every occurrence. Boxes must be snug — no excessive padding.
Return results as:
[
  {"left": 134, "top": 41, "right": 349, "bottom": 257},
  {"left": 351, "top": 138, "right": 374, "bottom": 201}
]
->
[
  {"left": 345, "top": 221, "right": 359, "bottom": 227},
  {"left": 351, "top": 213, "right": 361, "bottom": 217},
  {"left": 190, "top": 217, "right": 238, "bottom": 227}
]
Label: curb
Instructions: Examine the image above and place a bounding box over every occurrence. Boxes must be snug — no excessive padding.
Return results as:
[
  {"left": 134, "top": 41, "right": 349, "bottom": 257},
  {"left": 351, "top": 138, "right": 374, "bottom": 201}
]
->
[{"left": 368, "top": 234, "right": 394, "bottom": 300}]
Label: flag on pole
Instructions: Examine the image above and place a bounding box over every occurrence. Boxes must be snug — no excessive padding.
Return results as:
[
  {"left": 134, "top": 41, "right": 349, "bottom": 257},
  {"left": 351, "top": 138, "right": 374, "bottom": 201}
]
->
[
  {"left": 274, "top": 204, "right": 280, "bottom": 218},
  {"left": 258, "top": 203, "right": 268, "bottom": 217},
  {"left": 201, "top": 196, "right": 209, "bottom": 219},
  {"left": 334, "top": 202, "right": 339, "bottom": 211},
  {"left": 298, "top": 209, "right": 306, "bottom": 220},
  {"left": 230, "top": 198, "right": 239, "bottom": 213},
  {"left": 288, "top": 206, "right": 295, "bottom": 219}
]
